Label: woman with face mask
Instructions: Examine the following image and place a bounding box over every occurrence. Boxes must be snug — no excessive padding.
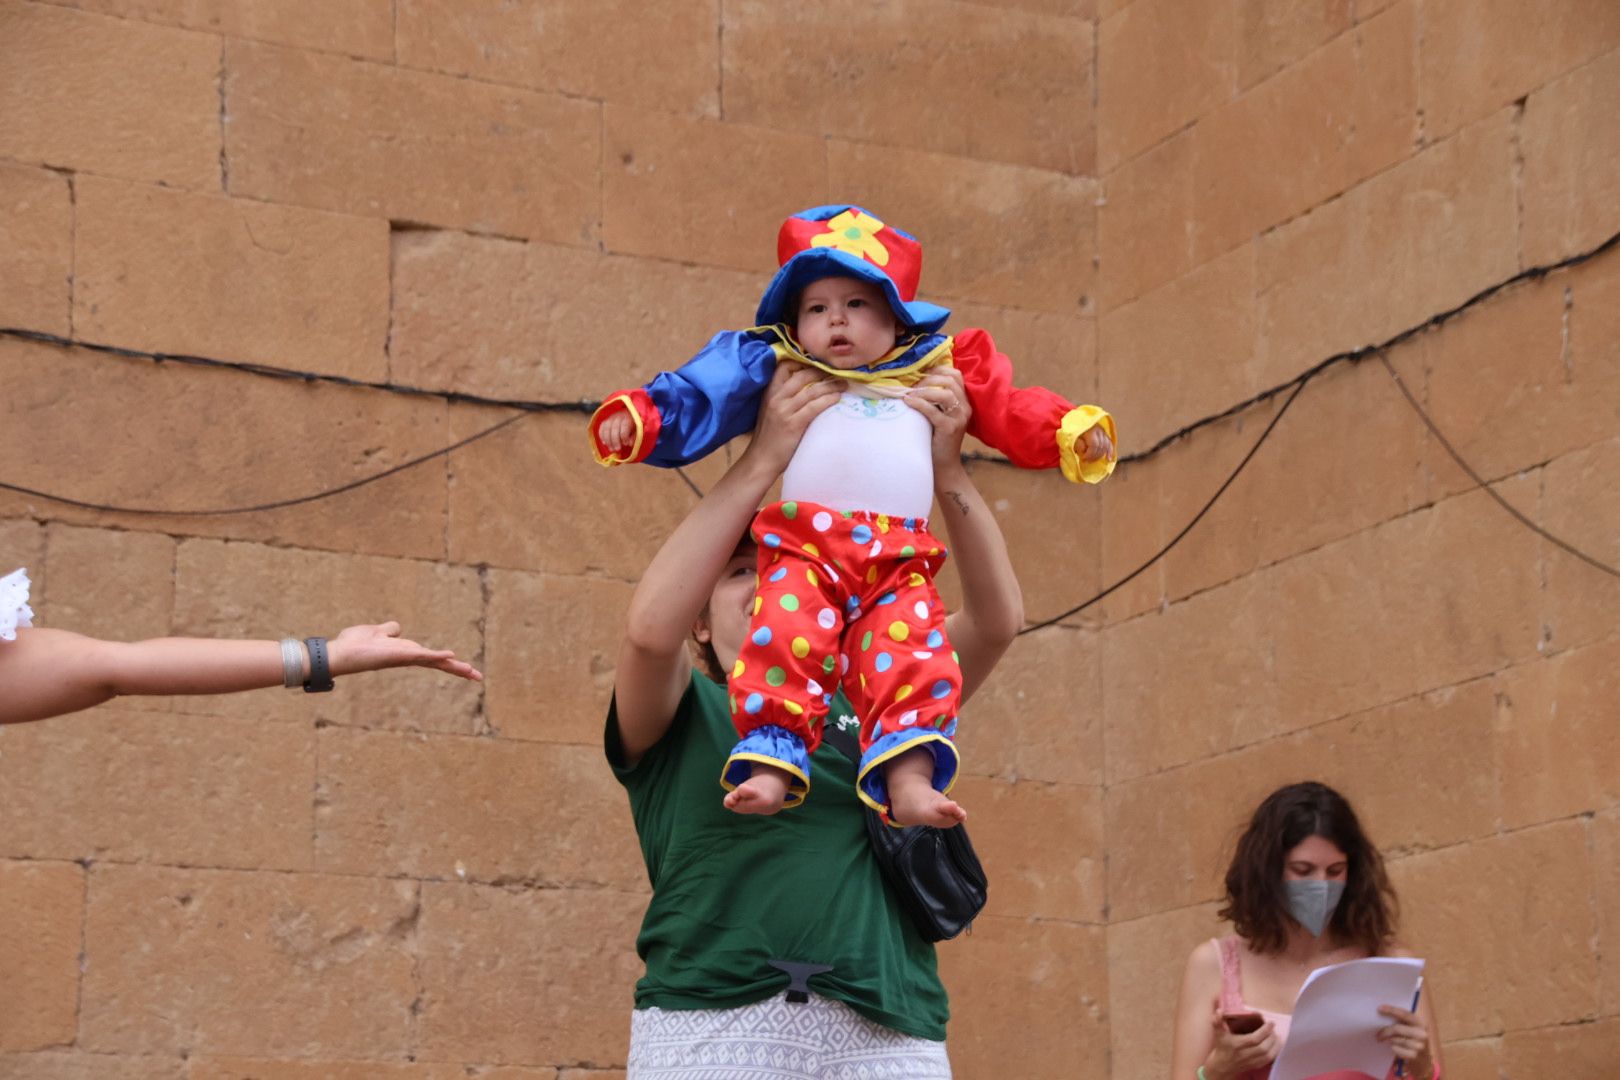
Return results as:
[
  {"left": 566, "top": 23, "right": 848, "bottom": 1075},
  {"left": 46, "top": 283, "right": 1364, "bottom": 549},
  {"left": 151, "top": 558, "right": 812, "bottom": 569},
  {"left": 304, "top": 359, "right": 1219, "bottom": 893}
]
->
[{"left": 1168, "top": 782, "right": 1443, "bottom": 1080}]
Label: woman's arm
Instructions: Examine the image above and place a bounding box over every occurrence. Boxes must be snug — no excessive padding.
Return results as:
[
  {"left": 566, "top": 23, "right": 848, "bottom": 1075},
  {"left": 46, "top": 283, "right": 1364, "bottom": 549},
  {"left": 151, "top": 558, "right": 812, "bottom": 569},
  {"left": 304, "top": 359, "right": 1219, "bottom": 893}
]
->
[
  {"left": 0, "top": 622, "right": 481, "bottom": 725},
  {"left": 613, "top": 363, "right": 841, "bottom": 762},
  {"left": 1169, "top": 940, "right": 1281, "bottom": 1080},
  {"left": 904, "top": 368, "right": 1024, "bottom": 704}
]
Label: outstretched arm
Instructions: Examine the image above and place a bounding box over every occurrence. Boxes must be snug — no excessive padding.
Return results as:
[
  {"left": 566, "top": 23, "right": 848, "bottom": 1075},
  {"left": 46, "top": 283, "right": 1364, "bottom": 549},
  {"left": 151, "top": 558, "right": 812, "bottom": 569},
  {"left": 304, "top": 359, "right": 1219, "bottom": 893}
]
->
[
  {"left": 905, "top": 368, "right": 1024, "bottom": 704},
  {"left": 0, "top": 621, "right": 481, "bottom": 726},
  {"left": 613, "top": 363, "right": 841, "bottom": 762}
]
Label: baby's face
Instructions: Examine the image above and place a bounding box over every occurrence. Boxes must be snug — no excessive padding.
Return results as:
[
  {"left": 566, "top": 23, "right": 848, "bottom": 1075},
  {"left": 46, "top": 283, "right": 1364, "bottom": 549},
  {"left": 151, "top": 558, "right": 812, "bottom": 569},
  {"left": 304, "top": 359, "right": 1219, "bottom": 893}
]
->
[{"left": 794, "top": 276, "right": 899, "bottom": 370}]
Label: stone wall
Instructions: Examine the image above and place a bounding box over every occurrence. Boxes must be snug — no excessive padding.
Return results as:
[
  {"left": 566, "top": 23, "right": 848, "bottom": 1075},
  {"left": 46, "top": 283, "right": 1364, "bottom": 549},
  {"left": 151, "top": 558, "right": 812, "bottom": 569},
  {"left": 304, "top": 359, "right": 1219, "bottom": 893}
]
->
[{"left": 2, "top": 1, "right": 1617, "bottom": 1076}]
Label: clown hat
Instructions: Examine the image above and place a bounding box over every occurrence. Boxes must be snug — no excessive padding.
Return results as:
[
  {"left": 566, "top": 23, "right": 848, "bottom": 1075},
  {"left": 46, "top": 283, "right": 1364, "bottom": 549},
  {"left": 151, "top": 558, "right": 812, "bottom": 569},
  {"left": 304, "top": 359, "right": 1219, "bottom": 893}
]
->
[{"left": 755, "top": 205, "right": 951, "bottom": 333}]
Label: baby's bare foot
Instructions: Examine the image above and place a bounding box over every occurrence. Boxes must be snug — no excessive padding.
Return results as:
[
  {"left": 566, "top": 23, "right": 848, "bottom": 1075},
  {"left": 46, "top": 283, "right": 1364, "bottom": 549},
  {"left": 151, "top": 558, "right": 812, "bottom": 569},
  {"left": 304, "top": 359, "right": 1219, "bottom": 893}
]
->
[
  {"left": 724, "top": 766, "right": 791, "bottom": 815},
  {"left": 889, "top": 784, "right": 967, "bottom": 829}
]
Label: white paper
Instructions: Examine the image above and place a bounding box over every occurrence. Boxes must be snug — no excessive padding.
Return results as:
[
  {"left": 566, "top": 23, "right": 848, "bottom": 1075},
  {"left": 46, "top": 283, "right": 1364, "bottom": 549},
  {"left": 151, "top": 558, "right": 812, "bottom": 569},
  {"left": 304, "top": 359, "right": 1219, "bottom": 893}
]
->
[{"left": 1268, "top": 956, "right": 1424, "bottom": 1080}]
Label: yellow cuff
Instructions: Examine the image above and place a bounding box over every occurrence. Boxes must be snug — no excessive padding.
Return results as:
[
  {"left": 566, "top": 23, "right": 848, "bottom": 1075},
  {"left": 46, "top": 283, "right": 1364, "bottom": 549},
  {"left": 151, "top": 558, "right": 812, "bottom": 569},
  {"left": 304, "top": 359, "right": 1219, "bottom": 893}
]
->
[{"left": 1057, "top": 405, "right": 1117, "bottom": 484}]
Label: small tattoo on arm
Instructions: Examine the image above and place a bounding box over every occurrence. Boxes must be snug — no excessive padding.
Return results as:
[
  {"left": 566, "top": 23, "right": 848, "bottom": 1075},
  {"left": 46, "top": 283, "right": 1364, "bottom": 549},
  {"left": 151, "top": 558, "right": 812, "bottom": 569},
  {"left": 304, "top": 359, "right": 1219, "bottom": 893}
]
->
[{"left": 946, "top": 490, "right": 970, "bottom": 516}]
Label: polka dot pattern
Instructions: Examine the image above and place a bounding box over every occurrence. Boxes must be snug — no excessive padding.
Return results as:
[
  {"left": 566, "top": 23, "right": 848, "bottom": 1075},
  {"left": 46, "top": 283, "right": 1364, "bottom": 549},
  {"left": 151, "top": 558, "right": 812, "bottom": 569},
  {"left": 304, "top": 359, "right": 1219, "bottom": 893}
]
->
[{"left": 728, "top": 499, "right": 963, "bottom": 787}]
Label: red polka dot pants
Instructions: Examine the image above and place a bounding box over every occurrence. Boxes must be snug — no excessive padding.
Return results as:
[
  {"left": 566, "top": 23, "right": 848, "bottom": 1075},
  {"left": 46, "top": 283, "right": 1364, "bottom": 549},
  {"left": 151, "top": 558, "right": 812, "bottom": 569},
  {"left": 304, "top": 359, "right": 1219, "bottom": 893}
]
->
[{"left": 723, "top": 500, "right": 963, "bottom": 813}]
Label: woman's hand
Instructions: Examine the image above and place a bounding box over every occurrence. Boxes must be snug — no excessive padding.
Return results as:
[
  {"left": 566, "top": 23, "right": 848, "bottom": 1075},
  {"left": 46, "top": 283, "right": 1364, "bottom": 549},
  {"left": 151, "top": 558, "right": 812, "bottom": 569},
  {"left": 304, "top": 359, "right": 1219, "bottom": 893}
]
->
[
  {"left": 328, "top": 622, "right": 483, "bottom": 682},
  {"left": 1377, "top": 1004, "right": 1435, "bottom": 1079},
  {"left": 1201, "top": 1005, "right": 1280, "bottom": 1080},
  {"left": 742, "top": 361, "right": 842, "bottom": 475},
  {"left": 902, "top": 366, "right": 972, "bottom": 478}
]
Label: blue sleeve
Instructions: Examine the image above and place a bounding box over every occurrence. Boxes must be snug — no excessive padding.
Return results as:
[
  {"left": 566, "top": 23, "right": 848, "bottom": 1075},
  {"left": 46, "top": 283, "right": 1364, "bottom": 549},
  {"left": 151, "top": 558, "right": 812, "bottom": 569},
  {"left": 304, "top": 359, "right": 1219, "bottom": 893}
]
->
[{"left": 642, "top": 330, "right": 781, "bottom": 468}]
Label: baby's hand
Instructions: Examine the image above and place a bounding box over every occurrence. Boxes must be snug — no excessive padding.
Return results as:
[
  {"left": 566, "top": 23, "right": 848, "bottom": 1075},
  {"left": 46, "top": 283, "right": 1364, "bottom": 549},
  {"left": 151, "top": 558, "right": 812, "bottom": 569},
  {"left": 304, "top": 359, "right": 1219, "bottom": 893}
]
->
[
  {"left": 598, "top": 409, "right": 636, "bottom": 454},
  {"left": 1080, "top": 424, "right": 1114, "bottom": 464}
]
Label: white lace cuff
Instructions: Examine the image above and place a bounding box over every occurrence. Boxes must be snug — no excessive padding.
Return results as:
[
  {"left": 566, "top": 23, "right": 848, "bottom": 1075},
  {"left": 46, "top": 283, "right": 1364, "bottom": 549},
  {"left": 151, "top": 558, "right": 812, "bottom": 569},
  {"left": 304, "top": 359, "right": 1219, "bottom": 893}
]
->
[{"left": 1, "top": 567, "right": 35, "bottom": 641}]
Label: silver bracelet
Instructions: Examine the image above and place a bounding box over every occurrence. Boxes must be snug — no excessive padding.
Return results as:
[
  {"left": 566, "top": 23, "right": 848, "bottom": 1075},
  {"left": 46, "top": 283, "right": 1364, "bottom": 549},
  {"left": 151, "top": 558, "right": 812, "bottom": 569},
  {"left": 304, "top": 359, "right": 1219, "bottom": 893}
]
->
[{"left": 279, "top": 637, "right": 306, "bottom": 688}]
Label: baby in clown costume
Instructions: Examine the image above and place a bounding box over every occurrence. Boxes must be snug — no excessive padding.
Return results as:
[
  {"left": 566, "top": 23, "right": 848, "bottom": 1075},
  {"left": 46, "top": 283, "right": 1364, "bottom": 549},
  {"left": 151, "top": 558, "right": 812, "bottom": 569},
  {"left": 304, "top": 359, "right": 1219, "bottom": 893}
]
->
[{"left": 591, "top": 205, "right": 1116, "bottom": 826}]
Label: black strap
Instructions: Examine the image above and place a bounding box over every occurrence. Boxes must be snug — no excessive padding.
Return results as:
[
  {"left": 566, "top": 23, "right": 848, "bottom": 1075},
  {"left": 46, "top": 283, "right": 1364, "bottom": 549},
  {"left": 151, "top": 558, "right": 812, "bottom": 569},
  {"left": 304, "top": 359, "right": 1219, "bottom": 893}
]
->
[{"left": 302, "top": 636, "right": 334, "bottom": 693}]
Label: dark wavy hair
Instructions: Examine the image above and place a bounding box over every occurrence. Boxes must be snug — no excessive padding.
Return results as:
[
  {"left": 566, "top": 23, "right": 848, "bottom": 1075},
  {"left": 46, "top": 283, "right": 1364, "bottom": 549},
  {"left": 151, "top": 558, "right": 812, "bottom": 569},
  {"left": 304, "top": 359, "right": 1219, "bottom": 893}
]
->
[{"left": 1218, "top": 781, "right": 1399, "bottom": 956}]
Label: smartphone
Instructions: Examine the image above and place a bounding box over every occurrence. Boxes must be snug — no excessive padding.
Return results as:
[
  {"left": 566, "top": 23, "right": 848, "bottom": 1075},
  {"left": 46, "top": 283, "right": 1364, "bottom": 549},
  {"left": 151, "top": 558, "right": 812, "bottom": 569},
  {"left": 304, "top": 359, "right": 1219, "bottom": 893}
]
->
[{"left": 1223, "top": 1012, "right": 1265, "bottom": 1035}]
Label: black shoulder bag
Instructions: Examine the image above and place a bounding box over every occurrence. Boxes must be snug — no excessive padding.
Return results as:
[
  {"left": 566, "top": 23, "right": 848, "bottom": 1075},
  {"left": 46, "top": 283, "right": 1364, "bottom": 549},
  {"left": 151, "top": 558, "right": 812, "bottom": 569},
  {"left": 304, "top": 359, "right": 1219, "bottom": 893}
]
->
[{"left": 821, "top": 719, "right": 988, "bottom": 942}]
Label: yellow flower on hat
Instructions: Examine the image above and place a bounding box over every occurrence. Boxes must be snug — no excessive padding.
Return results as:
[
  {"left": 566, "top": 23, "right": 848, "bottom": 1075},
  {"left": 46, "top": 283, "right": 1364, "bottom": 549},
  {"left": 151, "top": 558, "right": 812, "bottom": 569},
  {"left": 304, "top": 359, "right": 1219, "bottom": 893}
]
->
[{"left": 810, "top": 210, "right": 890, "bottom": 266}]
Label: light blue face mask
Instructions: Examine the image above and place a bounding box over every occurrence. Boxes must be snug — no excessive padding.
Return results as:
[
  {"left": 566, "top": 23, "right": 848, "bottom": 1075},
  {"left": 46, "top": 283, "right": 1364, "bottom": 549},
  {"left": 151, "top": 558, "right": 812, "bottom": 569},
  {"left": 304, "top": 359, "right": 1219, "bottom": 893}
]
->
[{"left": 1284, "top": 879, "right": 1346, "bottom": 937}]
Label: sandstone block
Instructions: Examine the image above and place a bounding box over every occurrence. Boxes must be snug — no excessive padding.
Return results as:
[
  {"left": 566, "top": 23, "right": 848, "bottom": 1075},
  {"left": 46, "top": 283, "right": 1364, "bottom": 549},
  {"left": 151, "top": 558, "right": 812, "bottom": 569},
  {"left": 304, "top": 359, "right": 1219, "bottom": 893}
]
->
[
  {"left": 1540, "top": 435, "right": 1620, "bottom": 654},
  {"left": 1495, "top": 636, "right": 1620, "bottom": 829},
  {"left": 1597, "top": 811, "right": 1620, "bottom": 1015},
  {"left": 1100, "top": 243, "right": 1256, "bottom": 450},
  {"left": 1520, "top": 46, "right": 1620, "bottom": 268},
  {"left": 1256, "top": 111, "right": 1518, "bottom": 378},
  {"left": 226, "top": 41, "right": 600, "bottom": 245},
  {"left": 1420, "top": 0, "right": 1620, "bottom": 141},
  {"left": 1096, "top": 454, "right": 1167, "bottom": 623},
  {"left": 0, "top": 1, "right": 219, "bottom": 190},
  {"left": 1503, "top": 1018, "right": 1620, "bottom": 1079},
  {"left": 446, "top": 408, "right": 708, "bottom": 579},
  {"left": 1098, "top": 128, "right": 1197, "bottom": 311},
  {"left": 1270, "top": 481, "right": 1542, "bottom": 731},
  {"left": 1431, "top": 1038, "right": 1500, "bottom": 1080},
  {"left": 314, "top": 727, "right": 644, "bottom": 890},
  {"left": 949, "top": 776, "right": 1103, "bottom": 923},
  {"left": 54, "top": 0, "right": 394, "bottom": 60},
  {"left": 388, "top": 229, "right": 766, "bottom": 402},
  {"left": 0, "top": 705, "right": 313, "bottom": 870},
  {"left": 1288, "top": 680, "right": 1502, "bottom": 857},
  {"left": 968, "top": 0, "right": 1092, "bottom": 13},
  {"left": 414, "top": 881, "right": 644, "bottom": 1066},
  {"left": 604, "top": 108, "right": 826, "bottom": 273},
  {"left": 723, "top": 0, "right": 1094, "bottom": 174},
  {"left": 1390, "top": 820, "right": 1597, "bottom": 1039},
  {"left": 0, "top": 1052, "right": 183, "bottom": 1080},
  {"left": 1151, "top": 401, "right": 1276, "bottom": 605},
  {"left": 940, "top": 916, "right": 1108, "bottom": 1079},
  {"left": 1105, "top": 735, "right": 1304, "bottom": 920},
  {"left": 827, "top": 141, "right": 1098, "bottom": 316},
  {"left": 970, "top": 457, "right": 1103, "bottom": 627},
  {"left": 0, "top": 162, "right": 71, "bottom": 336},
  {"left": 484, "top": 568, "right": 631, "bottom": 744},
  {"left": 1098, "top": 0, "right": 1238, "bottom": 172},
  {"left": 1420, "top": 274, "right": 1587, "bottom": 497},
  {"left": 41, "top": 524, "right": 174, "bottom": 641},
  {"left": 1199, "top": 343, "right": 1427, "bottom": 594},
  {"left": 80, "top": 865, "right": 420, "bottom": 1057},
  {"left": 953, "top": 622, "right": 1103, "bottom": 787},
  {"left": 0, "top": 519, "right": 45, "bottom": 587},
  {"left": 397, "top": 0, "right": 718, "bottom": 116},
  {"left": 171, "top": 538, "right": 483, "bottom": 731},
  {"left": 1102, "top": 569, "right": 1279, "bottom": 784},
  {"left": 1106, "top": 902, "right": 1225, "bottom": 1080},
  {"left": 1236, "top": 0, "right": 1353, "bottom": 89},
  {"left": 0, "top": 860, "right": 82, "bottom": 1052},
  {"left": 74, "top": 175, "right": 390, "bottom": 382},
  {"left": 0, "top": 336, "right": 453, "bottom": 562},
  {"left": 1192, "top": 2, "right": 1418, "bottom": 264}
]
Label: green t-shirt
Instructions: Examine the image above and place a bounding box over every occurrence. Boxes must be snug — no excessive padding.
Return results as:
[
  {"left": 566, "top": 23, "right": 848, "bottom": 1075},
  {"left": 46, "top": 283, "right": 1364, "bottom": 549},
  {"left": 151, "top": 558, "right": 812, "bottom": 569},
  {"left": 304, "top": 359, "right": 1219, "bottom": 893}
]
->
[{"left": 605, "top": 670, "right": 949, "bottom": 1041}]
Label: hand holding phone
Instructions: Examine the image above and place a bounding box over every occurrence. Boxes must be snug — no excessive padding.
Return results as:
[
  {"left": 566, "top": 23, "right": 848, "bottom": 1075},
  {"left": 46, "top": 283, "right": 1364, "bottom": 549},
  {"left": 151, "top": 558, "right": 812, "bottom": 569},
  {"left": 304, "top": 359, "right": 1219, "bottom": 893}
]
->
[{"left": 1222, "top": 1011, "right": 1266, "bottom": 1036}]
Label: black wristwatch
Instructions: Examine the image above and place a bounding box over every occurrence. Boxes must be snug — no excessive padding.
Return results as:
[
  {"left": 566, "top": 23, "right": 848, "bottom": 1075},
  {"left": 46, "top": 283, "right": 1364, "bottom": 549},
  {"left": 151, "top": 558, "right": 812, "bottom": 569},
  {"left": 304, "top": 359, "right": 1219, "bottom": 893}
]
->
[{"left": 303, "top": 636, "right": 335, "bottom": 693}]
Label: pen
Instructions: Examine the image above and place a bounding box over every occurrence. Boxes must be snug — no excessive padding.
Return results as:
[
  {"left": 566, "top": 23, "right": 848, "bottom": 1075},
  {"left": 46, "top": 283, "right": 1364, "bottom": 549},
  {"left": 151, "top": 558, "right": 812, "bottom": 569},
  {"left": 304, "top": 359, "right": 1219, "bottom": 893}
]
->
[{"left": 1393, "top": 976, "right": 1423, "bottom": 1078}]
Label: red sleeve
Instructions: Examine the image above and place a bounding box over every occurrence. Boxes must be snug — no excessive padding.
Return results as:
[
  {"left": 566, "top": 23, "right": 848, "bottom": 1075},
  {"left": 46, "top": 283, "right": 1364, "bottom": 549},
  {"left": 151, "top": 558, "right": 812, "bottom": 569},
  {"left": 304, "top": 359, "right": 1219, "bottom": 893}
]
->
[
  {"left": 953, "top": 328, "right": 1116, "bottom": 484},
  {"left": 587, "top": 388, "right": 663, "bottom": 466}
]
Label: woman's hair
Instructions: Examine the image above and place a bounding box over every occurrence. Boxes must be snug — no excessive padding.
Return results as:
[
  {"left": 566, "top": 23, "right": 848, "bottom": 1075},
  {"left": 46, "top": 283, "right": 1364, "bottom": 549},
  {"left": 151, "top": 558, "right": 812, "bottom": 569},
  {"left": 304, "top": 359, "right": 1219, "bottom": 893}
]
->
[
  {"left": 692, "top": 633, "right": 723, "bottom": 684},
  {"left": 1218, "top": 781, "right": 1398, "bottom": 956}
]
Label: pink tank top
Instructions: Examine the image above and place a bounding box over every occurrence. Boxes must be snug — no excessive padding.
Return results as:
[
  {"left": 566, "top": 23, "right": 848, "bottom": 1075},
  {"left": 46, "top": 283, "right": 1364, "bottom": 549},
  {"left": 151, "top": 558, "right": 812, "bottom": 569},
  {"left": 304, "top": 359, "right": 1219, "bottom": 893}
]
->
[{"left": 1214, "top": 936, "right": 1421, "bottom": 1080}]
